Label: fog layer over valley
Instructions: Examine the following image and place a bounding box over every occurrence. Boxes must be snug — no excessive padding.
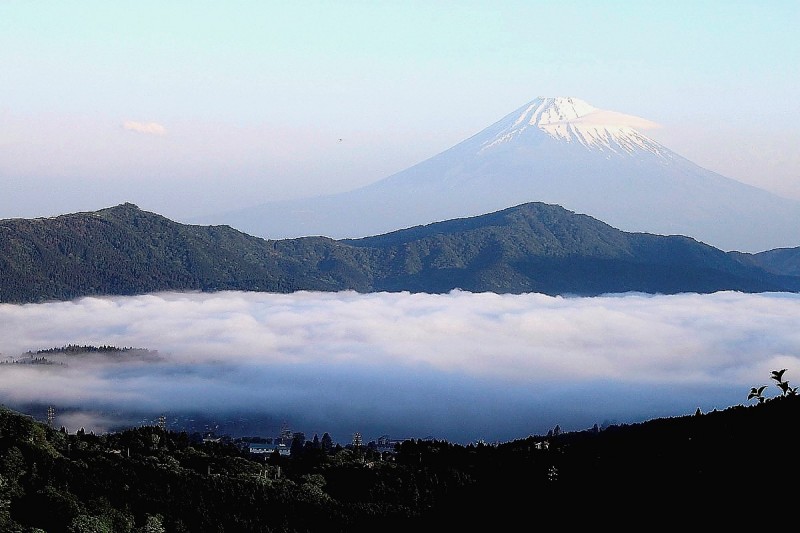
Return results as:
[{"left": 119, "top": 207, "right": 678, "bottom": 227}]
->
[{"left": 1, "top": 290, "right": 797, "bottom": 445}]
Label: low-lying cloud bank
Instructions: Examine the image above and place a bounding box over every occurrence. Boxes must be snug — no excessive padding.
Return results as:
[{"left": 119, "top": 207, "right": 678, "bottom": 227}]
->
[{"left": 1, "top": 290, "right": 798, "bottom": 445}]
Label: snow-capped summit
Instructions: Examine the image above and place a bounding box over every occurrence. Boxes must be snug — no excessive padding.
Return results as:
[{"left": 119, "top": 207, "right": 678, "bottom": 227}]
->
[
  {"left": 198, "top": 97, "right": 800, "bottom": 253},
  {"left": 480, "top": 96, "right": 665, "bottom": 156}
]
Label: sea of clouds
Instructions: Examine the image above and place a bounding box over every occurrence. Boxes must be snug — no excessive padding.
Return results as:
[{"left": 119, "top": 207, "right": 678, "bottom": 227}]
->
[{"left": 1, "top": 290, "right": 798, "bottom": 445}]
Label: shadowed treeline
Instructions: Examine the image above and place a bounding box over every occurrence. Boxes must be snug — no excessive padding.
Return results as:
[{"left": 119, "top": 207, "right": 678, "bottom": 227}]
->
[{"left": 1, "top": 381, "right": 798, "bottom": 531}]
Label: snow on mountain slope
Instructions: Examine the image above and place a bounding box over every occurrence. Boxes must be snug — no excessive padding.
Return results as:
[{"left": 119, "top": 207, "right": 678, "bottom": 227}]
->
[
  {"left": 479, "top": 97, "right": 664, "bottom": 156},
  {"left": 198, "top": 97, "right": 800, "bottom": 253}
]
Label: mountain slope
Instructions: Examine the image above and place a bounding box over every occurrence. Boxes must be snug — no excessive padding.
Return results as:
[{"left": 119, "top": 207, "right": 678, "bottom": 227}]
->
[
  {"left": 343, "top": 202, "right": 800, "bottom": 295},
  {"left": 200, "top": 97, "right": 800, "bottom": 253},
  {"left": 1, "top": 202, "right": 798, "bottom": 304},
  {"left": 0, "top": 203, "right": 369, "bottom": 302},
  {"left": 747, "top": 247, "right": 800, "bottom": 276}
]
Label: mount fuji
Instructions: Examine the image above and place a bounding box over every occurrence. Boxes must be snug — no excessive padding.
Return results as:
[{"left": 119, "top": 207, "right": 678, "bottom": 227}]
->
[{"left": 200, "top": 97, "right": 800, "bottom": 253}]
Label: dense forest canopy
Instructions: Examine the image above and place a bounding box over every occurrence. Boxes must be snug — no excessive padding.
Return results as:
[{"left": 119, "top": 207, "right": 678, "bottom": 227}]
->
[
  {"left": 2, "top": 202, "right": 798, "bottom": 304},
  {"left": 1, "top": 377, "right": 798, "bottom": 531}
]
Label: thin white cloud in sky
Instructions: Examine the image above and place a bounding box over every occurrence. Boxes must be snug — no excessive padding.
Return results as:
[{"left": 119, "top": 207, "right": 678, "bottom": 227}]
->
[
  {"left": 1, "top": 290, "right": 798, "bottom": 444},
  {"left": 122, "top": 121, "right": 166, "bottom": 135}
]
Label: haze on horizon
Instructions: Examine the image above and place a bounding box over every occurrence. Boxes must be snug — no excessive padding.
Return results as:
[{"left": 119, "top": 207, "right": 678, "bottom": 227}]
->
[{"left": 1, "top": 1, "right": 798, "bottom": 223}]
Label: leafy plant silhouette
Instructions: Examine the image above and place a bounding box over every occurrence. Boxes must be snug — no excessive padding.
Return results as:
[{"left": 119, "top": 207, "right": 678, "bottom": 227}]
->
[
  {"left": 770, "top": 368, "right": 797, "bottom": 397},
  {"left": 750, "top": 369, "right": 796, "bottom": 403},
  {"left": 748, "top": 385, "right": 767, "bottom": 404},
  {"left": 771, "top": 369, "right": 787, "bottom": 383}
]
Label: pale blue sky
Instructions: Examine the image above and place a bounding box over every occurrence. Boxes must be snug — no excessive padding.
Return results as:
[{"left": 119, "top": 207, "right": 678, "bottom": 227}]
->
[{"left": 1, "top": 0, "right": 798, "bottom": 220}]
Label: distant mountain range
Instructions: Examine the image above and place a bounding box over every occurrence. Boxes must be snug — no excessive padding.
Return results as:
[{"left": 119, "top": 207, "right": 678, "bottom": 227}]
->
[
  {"left": 197, "top": 97, "right": 800, "bottom": 253},
  {"left": 2, "top": 202, "right": 798, "bottom": 304}
]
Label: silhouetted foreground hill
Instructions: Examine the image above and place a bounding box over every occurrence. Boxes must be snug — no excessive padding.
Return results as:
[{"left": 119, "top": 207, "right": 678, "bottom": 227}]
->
[
  {"left": 2, "top": 202, "right": 799, "bottom": 303},
  {"left": 1, "top": 395, "right": 797, "bottom": 531}
]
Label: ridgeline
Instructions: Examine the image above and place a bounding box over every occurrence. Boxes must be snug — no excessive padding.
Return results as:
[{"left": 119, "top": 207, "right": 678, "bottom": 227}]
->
[{"left": 2, "top": 202, "right": 799, "bottom": 303}]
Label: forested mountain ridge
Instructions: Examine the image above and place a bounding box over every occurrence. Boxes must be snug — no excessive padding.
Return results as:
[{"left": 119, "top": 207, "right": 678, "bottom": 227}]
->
[
  {"left": 736, "top": 246, "right": 800, "bottom": 277},
  {"left": 1, "top": 393, "right": 797, "bottom": 531},
  {"left": 1, "top": 202, "right": 799, "bottom": 304},
  {"left": 342, "top": 202, "right": 800, "bottom": 294},
  {"left": 0, "top": 203, "right": 363, "bottom": 302}
]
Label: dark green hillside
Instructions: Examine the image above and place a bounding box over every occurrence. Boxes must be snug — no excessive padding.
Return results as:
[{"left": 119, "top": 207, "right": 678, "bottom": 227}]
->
[
  {"left": 0, "top": 203, "right": 373, "bottom": 303},
  {"left": 344, "top": 202, "right": 800, "bottom": 294},
  {"left": 745, "top": 246, "right": 800, "bottom": 276},
  {"left": 1, "top": 393, "right": 797, "bottom": 531},
  {"left": 1, "top": 202, "right": 798, "bottom": 303}
]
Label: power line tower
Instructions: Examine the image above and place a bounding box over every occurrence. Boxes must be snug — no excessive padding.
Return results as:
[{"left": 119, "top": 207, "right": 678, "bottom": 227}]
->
[{"left": 47, "top": 406, "right": 55, "bottom": 428}]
